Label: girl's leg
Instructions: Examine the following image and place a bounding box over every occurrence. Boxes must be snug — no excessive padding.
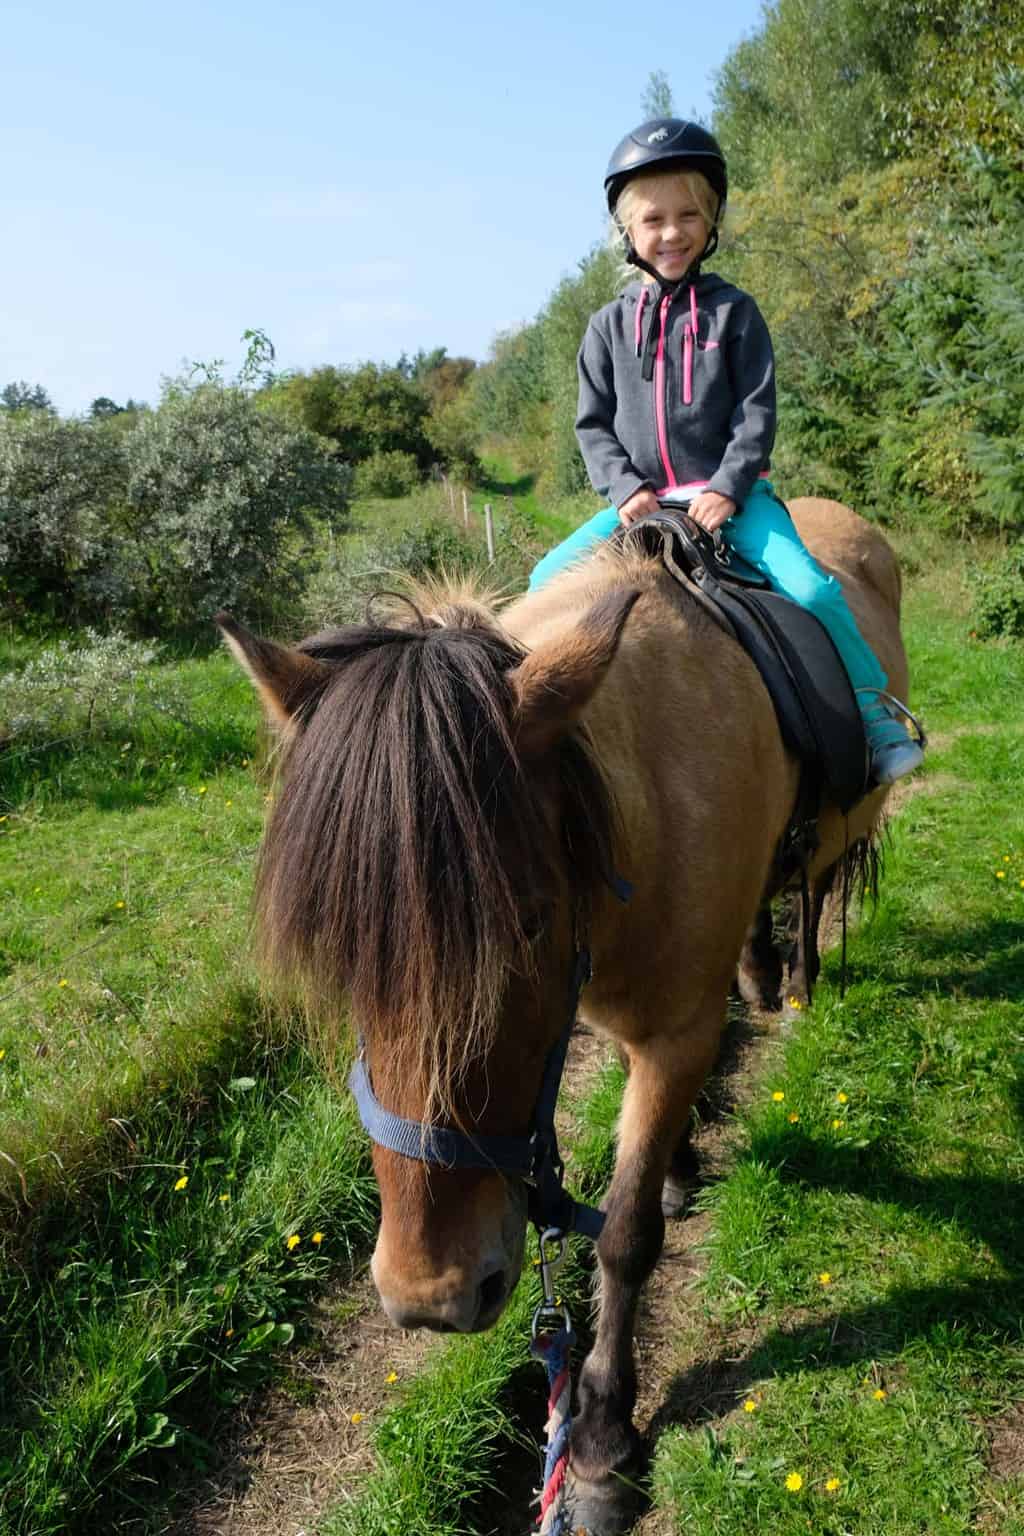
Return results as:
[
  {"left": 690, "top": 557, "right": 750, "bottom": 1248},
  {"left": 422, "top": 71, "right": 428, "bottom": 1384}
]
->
[
  {"left": 724, "top": 484, "right": 923, "bottom": 783},
  {"left": 528, "top": 506, "right": 622, "bottom": 591}
]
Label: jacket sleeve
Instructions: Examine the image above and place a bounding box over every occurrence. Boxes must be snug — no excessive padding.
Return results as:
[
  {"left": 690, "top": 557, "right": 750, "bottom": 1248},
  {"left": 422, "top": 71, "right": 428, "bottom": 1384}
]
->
[
  {"left": 707, "top": 296, "right": 777, "bottom": 507},
  {"left": 575, "top": 318, "right": 651, "bottom": 510}
]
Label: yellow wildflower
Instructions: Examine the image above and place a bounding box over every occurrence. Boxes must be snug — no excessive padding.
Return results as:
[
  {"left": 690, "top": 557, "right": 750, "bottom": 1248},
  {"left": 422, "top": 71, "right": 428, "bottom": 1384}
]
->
[
  {"left": 772, "top": 1090, "right": 785, "bottom": 1102},
  {"left": 225, "top": 1328, "right": 234, "bottom": 1338},
  {"left": 819, "top": 1271, "right": 832, "bottom": 1286},
  {"left": 788, "top": 1112, "right": 800, "bottom": 1123},
  {"left": 873, "top": 1388, "right": 887, "bottom": 1400},
  {"left": 312, "top": 1231, "right": 324, "bottom": 1246},
  {"left": 198, "top": 785, "right": 207, "bottom": 794},
  {"left": 832, "top": 1119, "right": 844, "bottom": 1130},
  {"left": 58, "top": 978, "right": 69, "bottom": 989},
  {"left": 115, "top": 899, "right": 125, "bottom": 909},
  {"left": 785, "top": 1472, "right": 803, "bottom": 1492},
  {"left": 286, "top": 1234, "right": 300, "bottom": 1251},
  {"left": 0, "top": 1049, "right": 5, "bottom": 1062},
  {"left": 219, "top": 1193, "right": 230, "bottom": 1203},
  {"left": 225, "top": 800, "right": 233, "bottom": 808},
  {"left": 787, "top": 995, "right": 803, "bottom": 1011},
  {"left": 386, "top": 1370, "right": 399, "bottom": 1384},
  {"left": 825, "top": 1477, "right": 840, "bottom": 1493},
  {"left": 996, "top": 870, "right": 1006, "bottom": 880},
  {"left": 350, "top": 1411, "right": 364, "bottom": 1424},
  {"left": 742, "top": 1399, "right": 757, "bottom": 1413},
  {"left": 836, "top": 1091, "right": 848, "bottom": 1104},
  {"left": 174, "top": 1175, "right": 188, "bottom": 1191}
]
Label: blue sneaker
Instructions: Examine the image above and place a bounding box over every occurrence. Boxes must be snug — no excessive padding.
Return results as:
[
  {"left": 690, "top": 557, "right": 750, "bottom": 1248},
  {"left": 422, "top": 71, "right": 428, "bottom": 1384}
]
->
[{"left": 857, "top": 689, "right": 927, "bottom": 786}]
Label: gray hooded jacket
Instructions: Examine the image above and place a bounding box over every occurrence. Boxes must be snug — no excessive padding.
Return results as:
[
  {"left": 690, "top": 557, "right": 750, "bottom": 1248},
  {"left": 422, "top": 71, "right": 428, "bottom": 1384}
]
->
[{"left": 575, "top": 274, "right": 776, "bottom": 510}]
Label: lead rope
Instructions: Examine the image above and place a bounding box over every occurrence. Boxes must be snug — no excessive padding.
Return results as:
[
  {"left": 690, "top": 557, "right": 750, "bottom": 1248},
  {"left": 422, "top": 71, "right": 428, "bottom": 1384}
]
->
[{"left": 530, "top": 1228, "right": 573, "bottom": 1534}]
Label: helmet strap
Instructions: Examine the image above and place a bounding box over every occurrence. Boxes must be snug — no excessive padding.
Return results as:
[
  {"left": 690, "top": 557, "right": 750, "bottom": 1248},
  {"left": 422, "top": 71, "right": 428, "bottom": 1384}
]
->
[{"left": 622, "top": 229, "right": 717, "bottom": 291}]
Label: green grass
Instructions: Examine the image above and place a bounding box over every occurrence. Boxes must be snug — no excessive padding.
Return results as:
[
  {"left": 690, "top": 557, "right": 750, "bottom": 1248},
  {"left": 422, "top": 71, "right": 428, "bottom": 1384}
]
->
[
  {"left": 649, "top": 559, "right": 1024, "bottom": 1533},
  {"left": 0, "top": 1046, "right": 377, "bottom": 1534}
]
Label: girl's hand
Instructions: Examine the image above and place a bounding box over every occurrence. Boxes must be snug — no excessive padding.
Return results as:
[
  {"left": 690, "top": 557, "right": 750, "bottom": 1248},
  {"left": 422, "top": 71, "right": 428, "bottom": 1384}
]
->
[
  {"left": 618, "top": 487, "right": 661, "bottom": 525},
  {"left": 688, "top": 491, "right": 736, "bottom": 532}
]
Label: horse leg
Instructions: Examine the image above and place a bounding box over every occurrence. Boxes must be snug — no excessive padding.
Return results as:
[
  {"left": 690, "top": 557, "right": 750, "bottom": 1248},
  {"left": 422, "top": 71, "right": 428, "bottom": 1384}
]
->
[
  {"left": 788, "top": 859, "right": 839, "bottom": 1002},
  {"left": 612, "top": 1044, "right": 698, "bottom": 1217},
  {"left": 564, "top": 1021, "right": 723, "bottom": 1533},
  {"left": 736, "top": 900, "right": 783, "bottom": 1011}
]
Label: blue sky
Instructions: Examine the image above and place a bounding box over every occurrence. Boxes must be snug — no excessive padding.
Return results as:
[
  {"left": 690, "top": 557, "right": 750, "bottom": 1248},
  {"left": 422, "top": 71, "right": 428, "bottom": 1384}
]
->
[{"left": 3, "top": 0, "right": 764, "bottom": 414}]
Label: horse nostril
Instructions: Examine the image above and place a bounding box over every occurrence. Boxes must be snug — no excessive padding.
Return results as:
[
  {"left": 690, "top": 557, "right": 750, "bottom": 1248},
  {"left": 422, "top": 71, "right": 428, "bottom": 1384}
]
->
[{"left": 478, "top": 1268, "right": 506, "bottom": 1318}]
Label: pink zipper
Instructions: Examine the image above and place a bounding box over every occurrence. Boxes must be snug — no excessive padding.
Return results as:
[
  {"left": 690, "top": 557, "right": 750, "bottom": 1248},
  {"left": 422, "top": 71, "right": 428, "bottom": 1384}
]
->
[
  {"left": 682, "top": 284, "right": 698, "bottom": 405},
  {"left": 654, "top": 293, "right": 678, "bottom": 487},
  {"left": 683, "top": 324, "right": 694, "bottom": 405}
]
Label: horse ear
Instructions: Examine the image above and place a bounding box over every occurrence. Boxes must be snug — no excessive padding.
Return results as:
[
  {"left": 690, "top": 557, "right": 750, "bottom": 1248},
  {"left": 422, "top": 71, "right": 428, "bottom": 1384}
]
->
[
  {"left": 509, "top": 587, "right": 641, "bottom": 758},
  {"left": 215, "top": 611, "right": 333, "bottom": 729}
]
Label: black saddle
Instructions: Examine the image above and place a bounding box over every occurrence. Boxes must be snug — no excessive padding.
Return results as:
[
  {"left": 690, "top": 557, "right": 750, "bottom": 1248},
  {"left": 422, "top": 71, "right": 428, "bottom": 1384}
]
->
[{"left": 618, "top": 507, "right": 870, "bottom": 817}]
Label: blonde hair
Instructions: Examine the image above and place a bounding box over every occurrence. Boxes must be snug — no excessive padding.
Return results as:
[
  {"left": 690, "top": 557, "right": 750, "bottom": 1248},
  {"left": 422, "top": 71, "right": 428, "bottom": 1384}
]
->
[{"left": 609, "top": 167, "right": 721, "bottom": 267}]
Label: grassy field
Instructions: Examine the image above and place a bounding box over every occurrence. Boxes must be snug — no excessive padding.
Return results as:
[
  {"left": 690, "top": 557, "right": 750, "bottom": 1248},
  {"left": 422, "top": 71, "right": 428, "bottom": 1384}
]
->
[{"left": 2, "top": 496, "right": 1023, "bottom": 1535}]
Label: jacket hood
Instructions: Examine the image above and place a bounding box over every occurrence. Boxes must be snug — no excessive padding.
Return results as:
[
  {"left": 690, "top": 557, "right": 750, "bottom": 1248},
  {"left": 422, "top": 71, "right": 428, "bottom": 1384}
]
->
[{"left": 620, "top": 272, "right": 730, "bottom": 303}]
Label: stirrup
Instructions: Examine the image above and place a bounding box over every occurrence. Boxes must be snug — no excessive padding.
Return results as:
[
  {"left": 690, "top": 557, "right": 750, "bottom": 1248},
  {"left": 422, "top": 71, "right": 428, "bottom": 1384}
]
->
[{"left": 856, "top": 687, "right": 928, "bottom": 749}]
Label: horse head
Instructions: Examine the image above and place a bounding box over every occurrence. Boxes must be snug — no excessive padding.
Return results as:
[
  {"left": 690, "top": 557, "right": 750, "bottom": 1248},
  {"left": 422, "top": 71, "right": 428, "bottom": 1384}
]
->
[{"left": 218, "top": 584, "right": 639, "bottom": 1334}]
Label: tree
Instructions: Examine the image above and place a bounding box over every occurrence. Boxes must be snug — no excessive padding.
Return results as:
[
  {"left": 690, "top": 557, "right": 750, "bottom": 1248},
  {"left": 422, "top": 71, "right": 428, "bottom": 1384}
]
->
[
  {"left": 89, "top": 397, "right": 125, "bottom": 418},
  {"left": 270, "top": 363, "right": 433, "bottom": 467},
  {"left": 642, "top": 69, "right": 674, "bottom": 119},
  {"left": 2, "top": 381, "right": 55, "bottom": 415}
]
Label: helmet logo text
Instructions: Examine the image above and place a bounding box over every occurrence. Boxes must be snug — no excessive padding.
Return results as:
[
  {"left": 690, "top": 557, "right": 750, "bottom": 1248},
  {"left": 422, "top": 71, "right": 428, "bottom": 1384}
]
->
[{"left": 647, "top": 128, "right": 669, "bottom": 143}]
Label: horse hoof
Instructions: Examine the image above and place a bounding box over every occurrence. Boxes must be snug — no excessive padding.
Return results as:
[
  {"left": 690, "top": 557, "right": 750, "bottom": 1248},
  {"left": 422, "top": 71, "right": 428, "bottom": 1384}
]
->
[
  {"left": 661, "top": 1173, "right": 693, "bottom": 1219},
  {"left": 553, "top": 1462, "right": 646, "bottom": 1535}
]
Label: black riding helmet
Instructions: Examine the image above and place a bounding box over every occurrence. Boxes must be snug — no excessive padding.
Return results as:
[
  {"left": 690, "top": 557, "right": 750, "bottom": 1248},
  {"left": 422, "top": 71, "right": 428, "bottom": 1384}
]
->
[{"left": 605, "top": 118, "right": 728, "bottom": 285}]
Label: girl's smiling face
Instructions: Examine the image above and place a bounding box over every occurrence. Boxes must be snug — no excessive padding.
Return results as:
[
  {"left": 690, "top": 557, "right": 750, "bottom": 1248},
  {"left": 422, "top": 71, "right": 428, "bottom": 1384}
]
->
[{"left": 622, "top": 172, "right": 712, "bottom": 281}]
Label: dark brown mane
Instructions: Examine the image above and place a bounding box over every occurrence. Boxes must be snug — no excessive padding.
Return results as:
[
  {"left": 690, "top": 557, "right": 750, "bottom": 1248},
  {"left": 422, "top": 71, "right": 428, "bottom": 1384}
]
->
[{"left": 255, "top": 598, "right": 618, "bottom": 1121}]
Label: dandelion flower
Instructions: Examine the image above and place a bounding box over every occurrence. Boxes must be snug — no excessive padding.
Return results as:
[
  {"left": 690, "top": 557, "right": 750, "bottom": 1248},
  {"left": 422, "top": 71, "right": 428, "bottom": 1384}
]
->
[
  {"left": 350, "top": 1411, "right": 364, "bottom": 1424},
  {"left": 772, "top": 1090, "right": 785, "bottom": 1103},
  {"left": 58, "top": 979, "right": 69, "bottom": 989},
  {"left": 386, "top": 1370, "right": 399, "bottom": 1384},
  {"left": 225, "top": 800, "right": 233, "bottom": 808},
  {"left": 836, "top": 1091, "right": 848, "bottom": 1104},
  {"left": 785, "top": 1472, "right": 803, "bottom": 1492},
  {"left": 312, "top": 1231, "right": 324, "bottom": 1246},
  {"left": 115, "top": 900, "right": 125, "bottom": 909},
  {"left": 787, "top": 995, "right": 803, "bottom": 1010},
  {"left": 832, "top": 1118, "right": 844, "bottom": 1129},
  {"left": 825, "top": 1477, "right": 840, "bottom": 1493},
  {"left": 198, "top": 785, "right": 207, "bottom": 795},
  {"left": 219, "top": 1193, "right": 230, "bottom": 1203},
  {"left": 873, "top": 1388, "right": 887, "bottom": 1400},
  {"left": 174, "top": 1175, "right": 188, "bottom": 1191},
  {"left": 819, "top": 1271, "right": 832, "bottom": 1286},
  {"left": 0, "top": 1049, "right": 5, "bottom": 1061},
  {"left": 286, "top": 1234, "right": 300, "bottom": 1251},
  {"left": 996, "top": 870, "right": 1006, "bottom": 880},
  {"left": 742, "top": 1399, "right": 757, "bottom": 1413},
  {"left": 788, "top": 1112, "right": 800, "bottom": 1124}
]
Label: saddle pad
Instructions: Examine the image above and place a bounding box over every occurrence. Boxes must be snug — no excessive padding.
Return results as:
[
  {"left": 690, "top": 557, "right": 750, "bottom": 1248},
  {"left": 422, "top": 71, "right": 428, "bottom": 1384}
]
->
[{"left": 622, "top": 512, "right": 869, "bottom": 812}]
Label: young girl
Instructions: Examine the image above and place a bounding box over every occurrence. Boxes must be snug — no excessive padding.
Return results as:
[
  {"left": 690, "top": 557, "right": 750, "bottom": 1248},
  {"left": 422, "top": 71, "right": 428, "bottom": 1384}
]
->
[{"left": 529, "top": 117, "right": 924, "bottom": 787}]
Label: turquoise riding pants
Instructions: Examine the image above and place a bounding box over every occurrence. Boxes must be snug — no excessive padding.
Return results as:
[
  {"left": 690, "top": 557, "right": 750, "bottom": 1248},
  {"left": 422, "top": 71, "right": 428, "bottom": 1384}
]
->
[{"left": 527, "top": 480, "right": 887, "bottom": 695}]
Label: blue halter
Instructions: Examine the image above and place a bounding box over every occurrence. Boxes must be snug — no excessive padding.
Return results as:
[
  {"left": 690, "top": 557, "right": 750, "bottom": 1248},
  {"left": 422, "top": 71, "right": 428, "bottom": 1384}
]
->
[{"left": 348, "top": 875, "right": 632, "bottom": 1241}]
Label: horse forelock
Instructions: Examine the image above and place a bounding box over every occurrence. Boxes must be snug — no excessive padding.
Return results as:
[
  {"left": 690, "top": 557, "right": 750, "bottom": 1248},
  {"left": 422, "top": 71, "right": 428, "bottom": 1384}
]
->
[{"left": 255, "top": 590, "right": 617, "bottom": 1126}]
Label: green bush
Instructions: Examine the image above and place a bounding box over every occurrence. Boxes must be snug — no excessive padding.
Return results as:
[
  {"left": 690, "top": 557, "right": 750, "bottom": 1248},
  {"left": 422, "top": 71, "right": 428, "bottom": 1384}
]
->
[
  {"left": 120, "top": 384, "right": 350, "bottom": 632},
  {"left": 352, "top": 449, "right": 422, "bottom": 500},
  {"left": 0, "top": 631, "right": 163, "bottom": 746},
  {"left": 970, "top": 544, "right": 1024, "bottom": 640},
  {"left": 303, "top": 518, "right": 478, "bottom": 630},
  {"left": 0, "top": 415, "right": 128, "bottom": 621}
]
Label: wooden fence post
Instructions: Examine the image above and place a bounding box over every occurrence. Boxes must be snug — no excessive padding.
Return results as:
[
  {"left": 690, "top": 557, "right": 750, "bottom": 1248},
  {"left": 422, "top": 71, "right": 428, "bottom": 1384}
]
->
[
  {"left": 484, "top": 503, "right": 495, "bottom": 563},
  {"left": 462, "top": 489, "right": 469, "bottom": 529}
]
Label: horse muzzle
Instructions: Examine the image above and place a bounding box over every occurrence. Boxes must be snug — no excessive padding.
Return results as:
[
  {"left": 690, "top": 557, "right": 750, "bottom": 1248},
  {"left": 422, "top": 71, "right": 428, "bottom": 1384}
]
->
[{"left": 371, "top": 1174, "right": 528, "bottom": 1333}]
